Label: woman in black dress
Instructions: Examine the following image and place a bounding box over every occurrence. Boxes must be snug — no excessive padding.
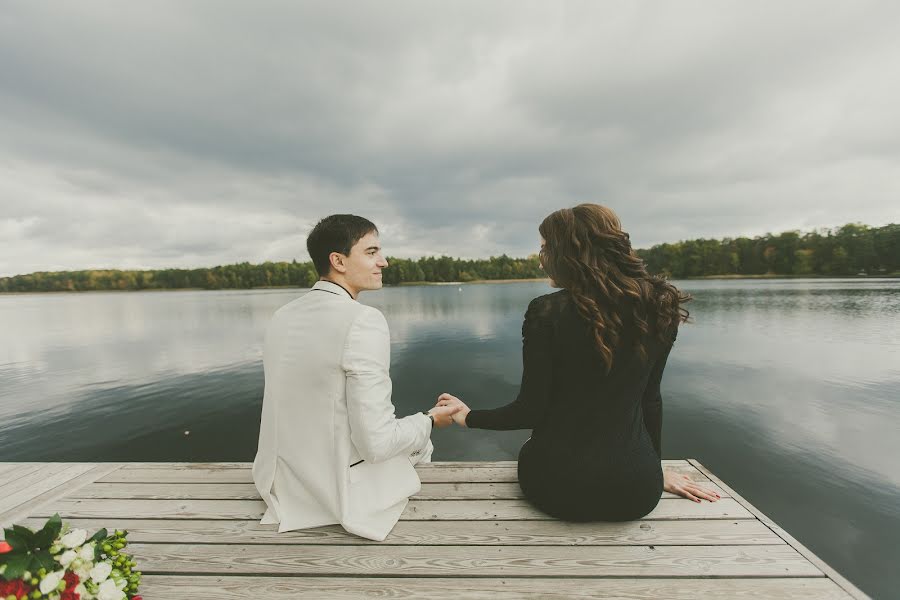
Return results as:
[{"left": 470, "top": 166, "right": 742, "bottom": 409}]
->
[{"left": 437, "top": 204, "right": 718, "bottom": 520}]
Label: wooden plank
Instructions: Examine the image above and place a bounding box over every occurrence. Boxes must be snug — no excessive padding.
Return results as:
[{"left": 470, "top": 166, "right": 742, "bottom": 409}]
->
[
  {"left": 70, "top": 480, "right": 729, "bottom": 500},
  {"left": 401, "top": 498, "right": 748, "bottom": 520},
  {"left": 689, "top": 460, "right": 869, "bottom": 600},
  {"left": 0, "top": 464, "right": 88, "bottom": 508},
  {"left": 0, "top": 463, "right": 98, "bottom": 516},
  {"left": 120, "top": 462, "right": 254, "bottom": 469},
  {"left": 140, "top": 576, "right": 852, "bottom": 599},
  {"left": 99, "top": 468, "right": 254, "bottom": 483},
  {"left": 99, "top": 463, "right": 710, "bottom": 484},
  {"left": 0, "top": 463, "right": 34, "bottom": 478},
  {"left": 36, "top": 497, "right": 752, "bottom": 521},
  {"left": 0, "top": 463, "right": 43, "bottom": 487},
  {"left": 127, "top": 543, "right": 822, "bottom": 577},
  {"left": 0, "top": 464, "right": 124, "bottom": 529},
  {"left": 0, "top": 463, "right": 21, "bottom": 476},
  {"left": 118, "top": 460, "right": 692, "bottom": 469},
  {"left": 19, "top": 518, "right": 781, "bottom": 546}
]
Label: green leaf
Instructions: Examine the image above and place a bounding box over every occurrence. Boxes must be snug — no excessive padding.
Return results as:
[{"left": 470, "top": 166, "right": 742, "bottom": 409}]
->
[
  {"left": 2, "top": 552, "right": 30, "bottom": 580},
  {"left": 34, "top": 515, "right": 62, "bottom": 550},
  {"left": 10, "top": 525, "right": 35, "bottom": 549},
  {"left": 29, "top": 549, "right": 57, "bottom": 574},
  {"left": 45, "top": 515, "right": 62, "bottom": 540},
  {"left": 3, "top": 529, "right": 30, "bottom": 553},
  {"left": 89, "top": 528, "right": 108, "bottom": 543}
]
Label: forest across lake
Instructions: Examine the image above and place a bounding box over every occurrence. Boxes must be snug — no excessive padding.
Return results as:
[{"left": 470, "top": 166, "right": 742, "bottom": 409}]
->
[{"left": 2, "top": 222, "right": 897, "bottom": 293}]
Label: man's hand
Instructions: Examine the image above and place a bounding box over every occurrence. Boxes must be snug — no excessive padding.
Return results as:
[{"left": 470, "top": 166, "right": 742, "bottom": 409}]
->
[
  {"left": 663, "top": 469, "right": 721, "bottom": 503},
  {"left": 428, "top": 404, "right": 462, "bottom": 428},
  {"left": 436, "top": 393, "right": 471, "bottom": 428}
]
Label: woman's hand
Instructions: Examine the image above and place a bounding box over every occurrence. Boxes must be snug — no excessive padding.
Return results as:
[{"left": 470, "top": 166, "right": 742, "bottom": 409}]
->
[
  {"left": 436, "top": 393, "right": 471, "bottom": 427},
  {"left": 663, "top": 469, "right": 721, "bottom": 503}
]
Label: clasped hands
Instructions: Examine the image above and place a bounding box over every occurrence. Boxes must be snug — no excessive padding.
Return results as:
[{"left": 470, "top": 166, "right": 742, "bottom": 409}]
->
[{"left": 426, "top": 393, "right": 470, "bottom": 428}]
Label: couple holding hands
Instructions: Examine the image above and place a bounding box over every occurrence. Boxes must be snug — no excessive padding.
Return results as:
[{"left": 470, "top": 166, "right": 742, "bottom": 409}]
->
[{"left": 252, "top": 205, "right": 718, "bottom": 542}]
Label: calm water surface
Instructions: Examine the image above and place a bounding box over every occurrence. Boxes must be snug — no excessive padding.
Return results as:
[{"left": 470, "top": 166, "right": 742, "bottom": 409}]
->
[{"left": 1, "top": 279, "right": 897, "bottom": 598}]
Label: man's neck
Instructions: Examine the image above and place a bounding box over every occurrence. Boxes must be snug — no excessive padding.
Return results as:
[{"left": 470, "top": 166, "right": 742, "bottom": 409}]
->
[{"left": 320, "top": 277, "right": 358, "bottom": 300}]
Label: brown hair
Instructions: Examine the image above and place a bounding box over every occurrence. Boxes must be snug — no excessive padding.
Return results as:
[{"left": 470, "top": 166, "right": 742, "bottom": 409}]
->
[
  {"left": 538, "top": 204, "right": 690, "bottom": 372},
  {"left": 307, "top": 214, "right": 378, "bottom": 277}
]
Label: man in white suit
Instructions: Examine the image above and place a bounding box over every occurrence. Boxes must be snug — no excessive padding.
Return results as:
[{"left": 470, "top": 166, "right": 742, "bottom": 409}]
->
[{"left": 252, "top": 214, "right": 459, "bottom": 541}]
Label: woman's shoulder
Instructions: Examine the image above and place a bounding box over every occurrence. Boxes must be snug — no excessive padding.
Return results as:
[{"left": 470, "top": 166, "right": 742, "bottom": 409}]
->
[{"left": 526, "top": 290, "right": 571, "bottom": 319}]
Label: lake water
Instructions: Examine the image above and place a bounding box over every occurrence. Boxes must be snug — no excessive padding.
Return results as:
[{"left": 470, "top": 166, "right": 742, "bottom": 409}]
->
[{"left": 1, "top": 279, "right": 897, "bottom": 598}]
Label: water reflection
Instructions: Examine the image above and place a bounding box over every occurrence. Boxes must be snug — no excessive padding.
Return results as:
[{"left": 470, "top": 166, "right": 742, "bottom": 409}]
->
[{"left": 1, "top": 279, "right": 898, "bottom": 598}]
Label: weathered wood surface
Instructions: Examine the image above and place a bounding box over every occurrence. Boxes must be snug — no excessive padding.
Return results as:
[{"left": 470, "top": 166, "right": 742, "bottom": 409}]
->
[
  {"left": 130, "top": 543, "right": 822, "bottom": 577},
  {"left": 0, "top": 463, "right": 122, "bottom": 529},
  {"left": 71, "top": 480, "right": 730, "bottom": 500},
  {"left": 18, "top": 518, "right": 777, "bottom": 546},
  {"left": 139, "top": 576, "right": 853, "bottom": 599},
  {"left": 35, "top": 497, "right": 753, "bottom": 520},
  {"left": 0, "top": 460, "right": 866, "bottom": 599}
]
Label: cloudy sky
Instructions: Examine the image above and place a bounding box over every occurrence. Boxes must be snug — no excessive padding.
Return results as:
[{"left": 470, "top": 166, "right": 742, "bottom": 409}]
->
[{"left": 2, "top": 1, "right": 899, "bottom": 277}]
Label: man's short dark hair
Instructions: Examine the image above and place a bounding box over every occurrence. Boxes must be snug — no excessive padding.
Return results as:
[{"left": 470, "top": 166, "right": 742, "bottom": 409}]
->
[{"left": 306, "top": 214, "right": 379, "bottom": 277}]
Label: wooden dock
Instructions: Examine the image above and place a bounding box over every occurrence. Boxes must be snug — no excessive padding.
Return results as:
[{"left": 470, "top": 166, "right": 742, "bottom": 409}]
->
[{"left": 0, "top": 460, "right": 867, "bottom": 599}]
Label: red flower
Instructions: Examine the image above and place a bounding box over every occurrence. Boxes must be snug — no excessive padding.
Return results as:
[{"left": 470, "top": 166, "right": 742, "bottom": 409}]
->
[
  {"left": 132, "top": 596, "right": 143, "bottom": 600},
  {"left": 61, "top": 590, "right": 80, "bottom": 600},
  {"left": 0, "top": 540, "right": 12, "bottom": 553},
  {"left": 63, "top": 571, "right": 80, "bottom": 591},
  {"left": 0, "top": 578, "right": 32, "bottom": 598}
]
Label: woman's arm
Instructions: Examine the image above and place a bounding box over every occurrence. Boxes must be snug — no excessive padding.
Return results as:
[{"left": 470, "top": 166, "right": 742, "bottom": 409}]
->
[
  {"left": 462, "top": 298, "right": 554, "bottom": 431},
  {"left": 640, "top": 338, "right": 673, "bottom": 459},
  {"left": 643, "top": 328, "right": 718, "bottom": 503}
]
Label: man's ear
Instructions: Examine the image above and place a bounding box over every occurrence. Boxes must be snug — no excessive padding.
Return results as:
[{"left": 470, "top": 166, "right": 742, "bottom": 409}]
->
[{"left": 328, "top": 251, "right": 347, "bottom": 274}]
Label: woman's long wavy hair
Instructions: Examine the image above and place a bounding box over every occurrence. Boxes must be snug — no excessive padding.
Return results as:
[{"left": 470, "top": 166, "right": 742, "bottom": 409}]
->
[{"left": 539, "top": 204, "right": 690, "bottom": 373}]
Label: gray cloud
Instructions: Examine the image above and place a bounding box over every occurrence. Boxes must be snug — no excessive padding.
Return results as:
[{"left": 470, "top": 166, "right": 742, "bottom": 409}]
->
[{"left": 2, "top": 0, "right": 899, "bottom": 276}]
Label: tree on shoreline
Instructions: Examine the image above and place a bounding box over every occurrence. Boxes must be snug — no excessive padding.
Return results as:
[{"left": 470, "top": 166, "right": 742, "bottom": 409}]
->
[
  {"left": 637, "top": 223, "right": 898, "bottom": 278},
  {"left": 2, "top": 223, "right": 897, "bottom": 293}
]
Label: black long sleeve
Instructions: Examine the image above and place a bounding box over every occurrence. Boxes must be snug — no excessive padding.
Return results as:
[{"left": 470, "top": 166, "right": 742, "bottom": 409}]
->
[
  {"left": 463, "top": 289, "right": 669, "bottom": 523},
  {"left": 641, "top": 332, "right": 676, "bottom": 458},
  {"left": 466, "top": 299, "right": 553, "bottom": 430}
]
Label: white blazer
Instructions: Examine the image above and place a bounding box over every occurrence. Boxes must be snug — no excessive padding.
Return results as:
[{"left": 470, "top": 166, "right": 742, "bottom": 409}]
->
[{"left": 252, "top": 280, "right": 433, "bottom": 541}]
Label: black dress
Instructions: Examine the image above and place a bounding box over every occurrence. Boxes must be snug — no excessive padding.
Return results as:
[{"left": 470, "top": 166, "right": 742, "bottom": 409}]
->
[{"left": 465, "top": 290, "right": 676, "bottom": 521}]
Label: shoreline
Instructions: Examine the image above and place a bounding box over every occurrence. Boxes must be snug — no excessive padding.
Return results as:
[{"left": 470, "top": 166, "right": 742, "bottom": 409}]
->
[
  {"left": 2, "top": 274, "right": 897, "bottom": 295},
  {"left": 397, "top": 277, "right": 550, "bottom": 286},
  {"left": 683, "top": 273, "right": 899, "bottom": 280}
]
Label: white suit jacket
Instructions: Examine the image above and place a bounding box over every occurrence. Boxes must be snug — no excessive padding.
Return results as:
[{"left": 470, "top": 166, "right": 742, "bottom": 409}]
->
[{"left": 252, "top": 280, "right": 433, "bottom": 541}]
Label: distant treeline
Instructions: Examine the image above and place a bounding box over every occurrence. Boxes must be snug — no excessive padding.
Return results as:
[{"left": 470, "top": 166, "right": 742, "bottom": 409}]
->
[
  {"left": 0, "top": 255, "right": 544, "bottom": 293},
  {"left": 1, "top": 223, "right": 897, "bottom": 293},
  {"left": 637, "top": 223, "right": 899, "bottom": 278}
]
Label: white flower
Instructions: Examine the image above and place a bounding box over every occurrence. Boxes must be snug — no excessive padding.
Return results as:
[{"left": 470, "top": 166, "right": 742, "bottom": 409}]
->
[
  {"left": 79, "top": 541, "right": 96, "bottom": 562},
  {"left": 61, "top": 528, "right": 88, "bottom": 548},
  {"left": 74, "top": 583, "right": 89, "bottom": 599},
  {"left": 90, "top": 561, "right": 112, "bottom": 583},
  {"left": 39, "top": 570, "right": 65, "bottom": 594},
  {"left": 75, "top": 562, "right": 92, "bottom": 581},
  {"left": 58, "top": 549, "right": 78, "bottom": 568},
  {"left": 96, "top": 578, "right": 126, "bottom": 600}
]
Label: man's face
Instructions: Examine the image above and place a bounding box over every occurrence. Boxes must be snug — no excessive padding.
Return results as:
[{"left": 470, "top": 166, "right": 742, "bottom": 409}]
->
[{"left": 339, "top": 231, "right": 388, "bottom": 295}]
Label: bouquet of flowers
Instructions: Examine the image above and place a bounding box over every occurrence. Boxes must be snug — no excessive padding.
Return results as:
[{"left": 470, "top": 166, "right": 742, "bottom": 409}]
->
[{"left": 0, "top": 514, "right": 141, "bottom": 600}]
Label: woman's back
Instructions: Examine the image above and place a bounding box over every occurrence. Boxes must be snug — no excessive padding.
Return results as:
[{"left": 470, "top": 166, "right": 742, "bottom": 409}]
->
[
  {"left": 466, "top": 289, "right": 675, "bottom": 520},
  {"left": 530, "top": 290, "right": 674, "bottom": 462}
]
